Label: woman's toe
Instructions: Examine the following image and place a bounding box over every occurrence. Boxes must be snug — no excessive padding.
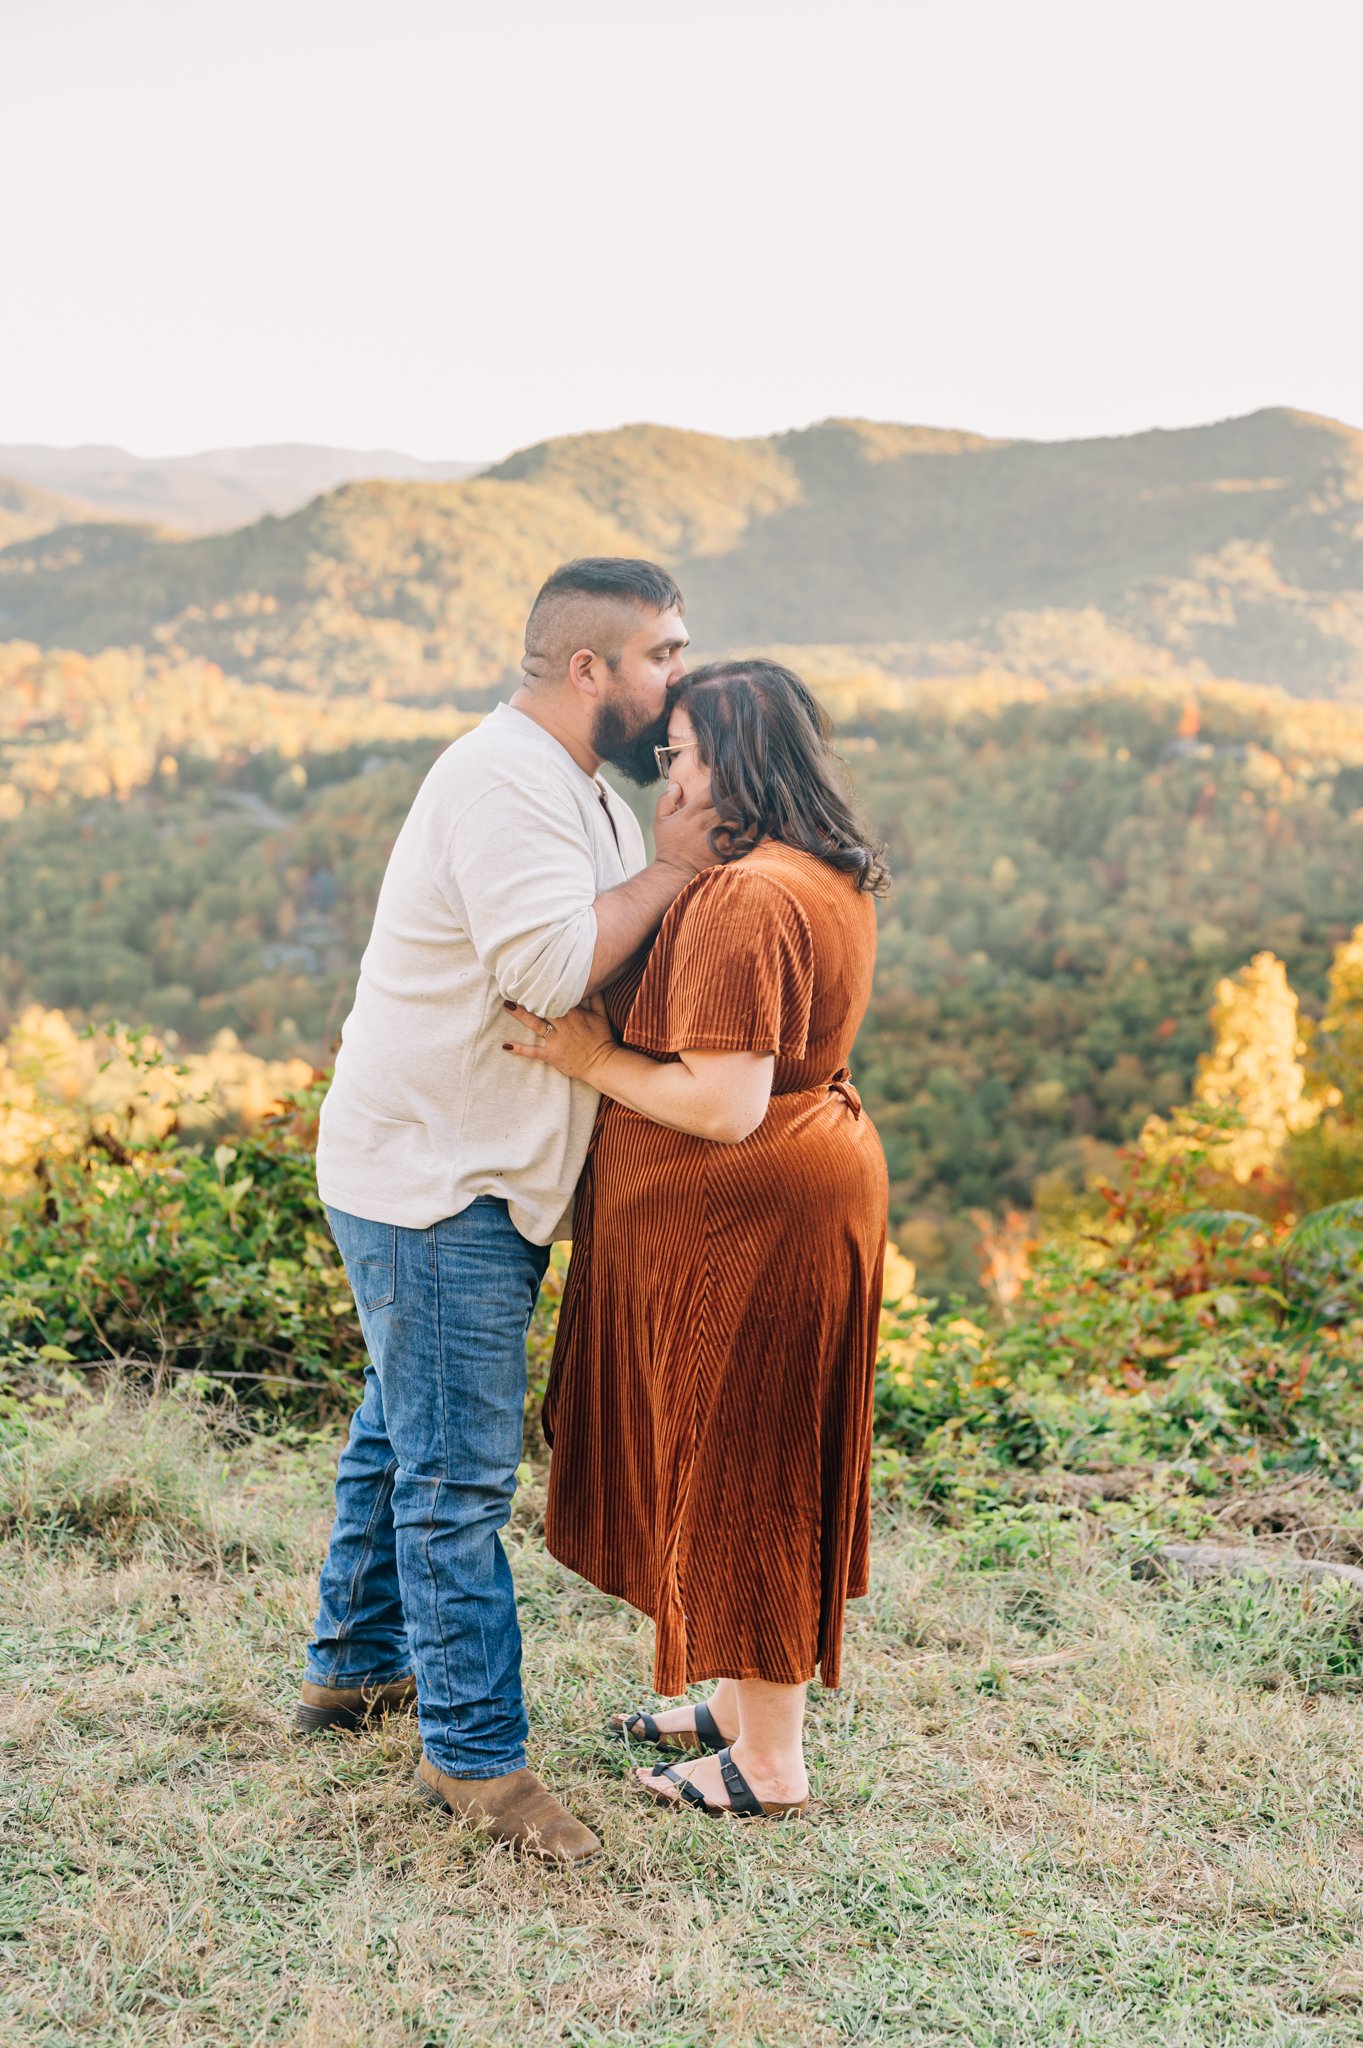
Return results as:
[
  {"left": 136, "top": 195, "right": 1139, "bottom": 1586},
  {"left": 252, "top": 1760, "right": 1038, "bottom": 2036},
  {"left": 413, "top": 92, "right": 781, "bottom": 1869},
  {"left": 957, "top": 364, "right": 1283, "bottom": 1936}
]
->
[{"left": 641, "top": 1756, "right": 731, "bottom": 1811}]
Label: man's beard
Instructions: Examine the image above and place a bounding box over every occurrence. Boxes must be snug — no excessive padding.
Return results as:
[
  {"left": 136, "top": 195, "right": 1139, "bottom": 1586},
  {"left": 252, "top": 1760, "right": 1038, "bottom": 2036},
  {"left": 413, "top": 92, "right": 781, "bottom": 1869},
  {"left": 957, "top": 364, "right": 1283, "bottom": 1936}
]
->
[{"left": 592, "top": 699, "right": 670, "bottom": 787}]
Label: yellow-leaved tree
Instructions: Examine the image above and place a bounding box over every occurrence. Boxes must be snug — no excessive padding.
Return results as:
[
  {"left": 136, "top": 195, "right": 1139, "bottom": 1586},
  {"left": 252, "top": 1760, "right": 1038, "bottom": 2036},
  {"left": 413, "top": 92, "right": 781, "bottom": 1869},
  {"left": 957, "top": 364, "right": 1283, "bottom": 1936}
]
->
[
  {"left": 1193, "top": 952, "right": 1329, "bottom": 1187},
  {"left": 0, "top": 1008, "right": 315, "bottom": 1196}
]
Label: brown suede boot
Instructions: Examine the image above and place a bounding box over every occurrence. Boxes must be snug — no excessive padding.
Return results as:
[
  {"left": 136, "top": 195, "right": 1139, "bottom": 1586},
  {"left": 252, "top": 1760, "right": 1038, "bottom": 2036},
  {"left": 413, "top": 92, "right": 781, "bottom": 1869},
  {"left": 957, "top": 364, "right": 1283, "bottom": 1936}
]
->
[
  {"left": 414, "top": 1755, "right": 602, "bottom": 1864},
  {"left": 294, "top": 1674, "right": 418, "bottom": 1734}
]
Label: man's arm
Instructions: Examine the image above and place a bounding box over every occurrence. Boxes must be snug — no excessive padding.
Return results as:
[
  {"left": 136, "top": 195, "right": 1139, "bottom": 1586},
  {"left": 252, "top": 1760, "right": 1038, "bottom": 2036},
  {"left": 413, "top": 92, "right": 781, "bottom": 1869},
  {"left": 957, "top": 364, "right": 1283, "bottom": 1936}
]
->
[
  {"left": 583, "top": 785, "right": 719, "bottom": 994},
  {"left": 445, "top": 777, "right": 719, "bottom": 1018}
]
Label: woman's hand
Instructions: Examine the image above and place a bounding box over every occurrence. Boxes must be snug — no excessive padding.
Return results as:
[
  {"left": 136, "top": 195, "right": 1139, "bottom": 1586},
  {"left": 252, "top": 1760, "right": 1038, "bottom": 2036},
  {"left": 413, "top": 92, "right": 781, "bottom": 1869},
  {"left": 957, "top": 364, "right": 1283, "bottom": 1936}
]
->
[{"left": 501, "top": 994, "right": 618, "bottom": 1083}]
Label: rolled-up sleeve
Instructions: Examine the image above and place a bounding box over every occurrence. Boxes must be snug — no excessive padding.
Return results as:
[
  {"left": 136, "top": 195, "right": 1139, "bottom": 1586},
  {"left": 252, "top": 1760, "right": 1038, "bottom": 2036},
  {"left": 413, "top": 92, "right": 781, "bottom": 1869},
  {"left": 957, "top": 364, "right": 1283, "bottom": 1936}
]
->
[{"left": 442, "top": 780, "right": 599, "bottom": 1017}]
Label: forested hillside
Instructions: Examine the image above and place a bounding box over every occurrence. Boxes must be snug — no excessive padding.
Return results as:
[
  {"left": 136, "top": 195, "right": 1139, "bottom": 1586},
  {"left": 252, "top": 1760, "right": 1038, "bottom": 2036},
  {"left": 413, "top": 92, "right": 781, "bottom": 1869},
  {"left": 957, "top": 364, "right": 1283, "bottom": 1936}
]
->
[
  {"left": 3, "top": 408, "right": 1361, "bottom": 698},
  {"left": 852, "top": 683, "right": 1363, "bottom": 1281},
  {"left": 0, "top": 475, "right": 97, "bottom": 549},
  {"left": 0, "top": 642, "right": 471, "bottom": 810},
  {"left": 6, "top": 640, "right": 1362, "bottom": 1287},
  {"left": 6, "top": 406, "right": 1363, "bottom": 1290}
]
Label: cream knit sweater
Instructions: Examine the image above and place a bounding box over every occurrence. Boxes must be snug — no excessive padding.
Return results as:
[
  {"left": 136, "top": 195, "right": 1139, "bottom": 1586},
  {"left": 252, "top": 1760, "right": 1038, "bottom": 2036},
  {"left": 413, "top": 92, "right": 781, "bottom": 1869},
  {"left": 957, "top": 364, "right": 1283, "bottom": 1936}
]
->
[{"left": 316, "top": 703, "right": 645, "bottom": 1242}]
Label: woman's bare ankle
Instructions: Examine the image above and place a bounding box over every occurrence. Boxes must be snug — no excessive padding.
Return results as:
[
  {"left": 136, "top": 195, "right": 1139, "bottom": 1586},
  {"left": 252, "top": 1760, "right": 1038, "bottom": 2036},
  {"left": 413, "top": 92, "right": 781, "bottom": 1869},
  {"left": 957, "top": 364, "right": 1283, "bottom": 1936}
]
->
[
  {"left": 645, "top": 1693, "right": 738, "bottom": 1739},
  {"left": 704, "top": 1682, "right": 740, "bottom": 1741},
  {"left": 729, "top": 1736, "right": 808, "bottom": 1799}
]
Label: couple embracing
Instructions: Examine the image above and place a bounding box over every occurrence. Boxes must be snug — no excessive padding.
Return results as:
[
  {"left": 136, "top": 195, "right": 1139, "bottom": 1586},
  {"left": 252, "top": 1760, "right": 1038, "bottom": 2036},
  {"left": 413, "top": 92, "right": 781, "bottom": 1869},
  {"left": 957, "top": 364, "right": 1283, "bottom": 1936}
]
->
[{"left": 301, "top": 558, "right": 889, "bottom": 1862}]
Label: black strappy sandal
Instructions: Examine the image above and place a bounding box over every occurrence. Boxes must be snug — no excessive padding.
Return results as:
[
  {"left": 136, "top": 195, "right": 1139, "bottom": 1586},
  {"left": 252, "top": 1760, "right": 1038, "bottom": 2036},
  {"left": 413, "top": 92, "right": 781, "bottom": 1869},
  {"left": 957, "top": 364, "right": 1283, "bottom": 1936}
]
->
[
  {"left": 606, "top": 1699, "right": 728, "bottom": 1755},
  {"left": 640, "top": 1746, "right": 809, "bottom": 1819}
]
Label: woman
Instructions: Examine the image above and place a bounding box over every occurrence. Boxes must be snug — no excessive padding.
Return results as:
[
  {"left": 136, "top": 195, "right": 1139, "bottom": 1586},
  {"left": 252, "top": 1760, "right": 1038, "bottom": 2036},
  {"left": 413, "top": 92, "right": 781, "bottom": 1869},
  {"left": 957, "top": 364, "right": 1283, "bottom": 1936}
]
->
[{"left": 503, "top": 660, "right": 889, "bottom": 1819}]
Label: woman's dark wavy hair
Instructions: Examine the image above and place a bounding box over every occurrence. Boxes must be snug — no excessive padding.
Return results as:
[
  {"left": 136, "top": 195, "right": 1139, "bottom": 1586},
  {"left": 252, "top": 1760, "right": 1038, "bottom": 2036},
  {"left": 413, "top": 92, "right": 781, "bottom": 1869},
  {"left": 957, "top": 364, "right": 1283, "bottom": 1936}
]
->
[{"left": 669, "top": 660, "right": 890, "bottom": 896}]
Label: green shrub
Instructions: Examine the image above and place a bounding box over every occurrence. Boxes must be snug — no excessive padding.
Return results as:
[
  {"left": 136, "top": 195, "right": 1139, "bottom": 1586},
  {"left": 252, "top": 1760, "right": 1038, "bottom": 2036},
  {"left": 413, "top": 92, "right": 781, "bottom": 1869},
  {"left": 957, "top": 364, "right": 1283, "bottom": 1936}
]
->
[
  {"left": 1, "top": 1084, "right": 363, "bottom": 1406},
  {"left": 874, "top": 1105, "right": 1363, "bottom": 1504},
  {"left": 6, "top": 1044, "right": 1363, "bottom": 1516}
]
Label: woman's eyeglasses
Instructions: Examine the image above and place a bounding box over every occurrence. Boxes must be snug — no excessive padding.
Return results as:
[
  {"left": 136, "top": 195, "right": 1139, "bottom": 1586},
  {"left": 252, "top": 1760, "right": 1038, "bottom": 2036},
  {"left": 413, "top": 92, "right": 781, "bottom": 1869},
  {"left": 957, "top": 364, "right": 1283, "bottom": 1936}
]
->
[{"left": 654, "top": 740, "right": 697, "bottom": 779}]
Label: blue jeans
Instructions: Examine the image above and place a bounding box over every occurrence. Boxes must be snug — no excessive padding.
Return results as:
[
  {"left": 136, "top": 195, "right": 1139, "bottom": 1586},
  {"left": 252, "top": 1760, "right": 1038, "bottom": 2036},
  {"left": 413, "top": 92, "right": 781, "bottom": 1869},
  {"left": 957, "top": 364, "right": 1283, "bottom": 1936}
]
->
[{"left": 307, "top": 1197, "right": 550, "bottom": 1778}]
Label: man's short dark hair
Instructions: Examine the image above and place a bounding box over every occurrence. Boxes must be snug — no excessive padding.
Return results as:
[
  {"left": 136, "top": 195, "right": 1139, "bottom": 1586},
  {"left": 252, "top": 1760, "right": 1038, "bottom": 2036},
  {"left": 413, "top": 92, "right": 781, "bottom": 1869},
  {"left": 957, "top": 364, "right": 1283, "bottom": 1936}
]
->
[{"left": 532, "top": 557, "right": 684, "bottom": 619}]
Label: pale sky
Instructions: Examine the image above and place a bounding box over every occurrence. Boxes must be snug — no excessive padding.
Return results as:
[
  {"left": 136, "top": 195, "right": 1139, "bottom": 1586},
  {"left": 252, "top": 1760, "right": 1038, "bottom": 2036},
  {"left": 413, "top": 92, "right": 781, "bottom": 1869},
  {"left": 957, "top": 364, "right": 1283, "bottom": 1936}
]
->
[{"left": 2, "top": 0, "right": 1359, "bottom": 461}]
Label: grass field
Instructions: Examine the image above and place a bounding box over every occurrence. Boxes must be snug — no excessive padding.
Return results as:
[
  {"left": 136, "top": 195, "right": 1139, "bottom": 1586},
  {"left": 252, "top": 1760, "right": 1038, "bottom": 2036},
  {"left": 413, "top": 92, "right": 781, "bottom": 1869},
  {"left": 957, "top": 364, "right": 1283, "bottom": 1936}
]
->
[{"left": 5, "top": 1382, "right": 1363, "bottom": 2047}]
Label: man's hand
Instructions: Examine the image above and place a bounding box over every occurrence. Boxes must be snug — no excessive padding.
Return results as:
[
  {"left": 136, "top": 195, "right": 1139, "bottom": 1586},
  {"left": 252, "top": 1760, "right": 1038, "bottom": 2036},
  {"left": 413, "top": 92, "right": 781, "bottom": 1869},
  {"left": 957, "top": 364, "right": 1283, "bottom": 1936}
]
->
[{"left": 652, "top": 781, "right": 721, "bottom": 879}]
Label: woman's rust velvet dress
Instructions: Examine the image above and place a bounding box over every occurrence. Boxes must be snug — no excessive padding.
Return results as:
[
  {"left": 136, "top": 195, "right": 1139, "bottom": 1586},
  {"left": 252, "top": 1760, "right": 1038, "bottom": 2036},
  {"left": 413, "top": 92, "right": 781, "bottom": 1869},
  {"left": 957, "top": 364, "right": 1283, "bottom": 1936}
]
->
[{"left": 542, "top": 841, "right": 888, "bottom": 1693}]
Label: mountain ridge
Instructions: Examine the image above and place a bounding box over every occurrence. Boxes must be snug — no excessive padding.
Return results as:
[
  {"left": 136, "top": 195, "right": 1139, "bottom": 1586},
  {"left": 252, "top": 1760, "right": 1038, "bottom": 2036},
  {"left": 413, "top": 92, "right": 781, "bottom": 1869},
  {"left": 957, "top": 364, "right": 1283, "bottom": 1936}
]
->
[
  {"left": 0, "top": 442, "right": 485, "bottom": 535},
  {"left": 2, "top": 406, "right": 1360, "bottom": 701},
  {"left": 0, "top": 475, "right": 102, "bottom": 550}
]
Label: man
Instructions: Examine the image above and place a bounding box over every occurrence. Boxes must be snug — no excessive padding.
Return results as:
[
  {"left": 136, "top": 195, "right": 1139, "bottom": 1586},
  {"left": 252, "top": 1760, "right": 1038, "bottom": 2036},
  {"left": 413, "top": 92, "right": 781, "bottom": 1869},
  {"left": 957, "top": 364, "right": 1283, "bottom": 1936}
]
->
[{"left": 301, "top": 557, "right": 716, "bottom": 1863}]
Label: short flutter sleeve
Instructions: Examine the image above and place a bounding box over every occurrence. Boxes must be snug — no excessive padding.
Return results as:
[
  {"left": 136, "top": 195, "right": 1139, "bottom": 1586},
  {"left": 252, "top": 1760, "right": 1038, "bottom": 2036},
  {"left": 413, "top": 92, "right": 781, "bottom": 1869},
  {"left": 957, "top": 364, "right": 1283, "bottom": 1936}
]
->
[{"left": 625, "top": 864, "right": 815, "bottom": 1060}]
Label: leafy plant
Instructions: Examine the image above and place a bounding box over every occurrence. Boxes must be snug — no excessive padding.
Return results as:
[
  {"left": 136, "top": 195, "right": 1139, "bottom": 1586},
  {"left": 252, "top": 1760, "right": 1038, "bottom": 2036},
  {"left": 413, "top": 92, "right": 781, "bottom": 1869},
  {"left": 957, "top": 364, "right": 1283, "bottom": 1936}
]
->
[
  {"left": 1167, "top": 1193, "right": 1363, "bottom": 1334},
  {"left": 1, "top": 1071, "right": 364, "bottom": 1405}
]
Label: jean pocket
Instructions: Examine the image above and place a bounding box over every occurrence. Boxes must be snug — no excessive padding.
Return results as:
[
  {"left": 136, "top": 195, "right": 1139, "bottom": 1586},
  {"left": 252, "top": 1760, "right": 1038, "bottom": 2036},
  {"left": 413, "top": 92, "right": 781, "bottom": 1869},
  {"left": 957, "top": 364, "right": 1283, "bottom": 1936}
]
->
[
  {"left": 352, "top": 1236, "right": 397, "bottom": 1311},
  {"left": 328, "top": 1208, "right": 398, "bottom": 1312}
]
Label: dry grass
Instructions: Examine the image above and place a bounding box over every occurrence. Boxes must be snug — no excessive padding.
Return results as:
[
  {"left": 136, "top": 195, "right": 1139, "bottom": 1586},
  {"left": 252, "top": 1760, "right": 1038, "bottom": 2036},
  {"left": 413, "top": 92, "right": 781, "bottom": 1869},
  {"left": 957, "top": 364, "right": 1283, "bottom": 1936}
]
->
[{"left": 4, "top": 1385, "right": 1363, "bottom": 2046}]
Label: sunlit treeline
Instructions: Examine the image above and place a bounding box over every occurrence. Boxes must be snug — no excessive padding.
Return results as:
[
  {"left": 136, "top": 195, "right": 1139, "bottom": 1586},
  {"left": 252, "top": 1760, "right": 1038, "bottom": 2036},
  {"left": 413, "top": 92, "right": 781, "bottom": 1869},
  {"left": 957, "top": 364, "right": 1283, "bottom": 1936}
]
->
[
  {"left": 0, "top": 1006, "right": 316, "bottom": 1196},
  {"left": 0, "top": 642, "right": 474, "bottom": 815}
]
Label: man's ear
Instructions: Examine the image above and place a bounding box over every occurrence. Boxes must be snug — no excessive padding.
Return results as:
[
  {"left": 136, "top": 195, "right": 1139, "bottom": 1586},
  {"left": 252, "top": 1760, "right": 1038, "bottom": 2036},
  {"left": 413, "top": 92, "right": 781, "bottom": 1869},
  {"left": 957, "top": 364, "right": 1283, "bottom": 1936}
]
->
[{"left": 567, "top": 646, "right": 604, "bottom": 696}]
